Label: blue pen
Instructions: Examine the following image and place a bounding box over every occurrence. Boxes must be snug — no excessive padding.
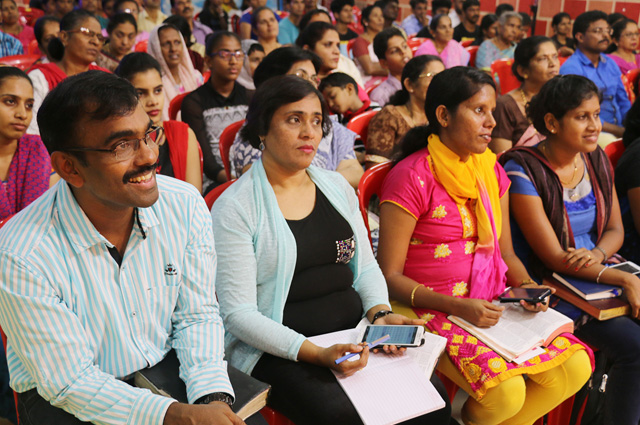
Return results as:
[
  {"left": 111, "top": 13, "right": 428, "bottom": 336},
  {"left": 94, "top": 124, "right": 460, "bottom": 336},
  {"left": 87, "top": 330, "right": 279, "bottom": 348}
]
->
[{"left": 335, "top": 334, "right": 391, "bottom": 365}]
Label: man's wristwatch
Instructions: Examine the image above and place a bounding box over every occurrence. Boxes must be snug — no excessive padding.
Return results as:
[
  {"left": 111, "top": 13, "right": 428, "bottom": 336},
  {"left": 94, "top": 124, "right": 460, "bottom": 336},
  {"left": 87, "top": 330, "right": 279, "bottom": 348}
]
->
[
  {"left": 195, "top": 392, "right": 234, "bottom": 407},
  {"left": 372, "top": 309, "right": 393, "bottom": 324}
]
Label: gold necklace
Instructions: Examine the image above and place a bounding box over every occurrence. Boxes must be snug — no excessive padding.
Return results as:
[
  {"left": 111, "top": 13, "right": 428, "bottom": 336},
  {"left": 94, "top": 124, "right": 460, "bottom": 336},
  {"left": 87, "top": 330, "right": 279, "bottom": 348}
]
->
[
  {"left": 541, "top": 142, "right": 579, "bottom": 186},
  {"left": 519, "top": 88, "right": 528, "bottom": 105}
]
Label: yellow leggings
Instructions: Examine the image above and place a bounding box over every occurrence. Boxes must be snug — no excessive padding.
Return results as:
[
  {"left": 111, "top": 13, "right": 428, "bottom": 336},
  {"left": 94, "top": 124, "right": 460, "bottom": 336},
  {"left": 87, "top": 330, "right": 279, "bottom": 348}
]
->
[{"left": 390, "top": 300, "right": 592, "bottom": 425}]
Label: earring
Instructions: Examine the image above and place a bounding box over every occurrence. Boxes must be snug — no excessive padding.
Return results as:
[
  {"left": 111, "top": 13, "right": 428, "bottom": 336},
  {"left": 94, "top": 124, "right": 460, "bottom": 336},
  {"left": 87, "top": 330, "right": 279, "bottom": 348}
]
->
[
  {"left": 259, "top": 137, "right": 265, "bottom": 150},
  {"left": 550, "top": 129, "right": 556, "bottom": 134}
]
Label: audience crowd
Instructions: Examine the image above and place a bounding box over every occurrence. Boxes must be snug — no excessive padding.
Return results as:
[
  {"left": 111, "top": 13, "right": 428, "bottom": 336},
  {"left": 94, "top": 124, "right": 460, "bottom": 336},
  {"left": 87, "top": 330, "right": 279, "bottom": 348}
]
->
[{"left": 0, "top": 0, "right": 640, "bottom": 424}]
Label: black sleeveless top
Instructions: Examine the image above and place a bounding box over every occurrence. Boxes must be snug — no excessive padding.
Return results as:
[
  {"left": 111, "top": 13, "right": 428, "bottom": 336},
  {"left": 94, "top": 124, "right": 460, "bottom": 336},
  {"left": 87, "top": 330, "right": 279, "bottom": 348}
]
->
[{"left": 283, "top": 186, "right": 363, "bottom": 336}]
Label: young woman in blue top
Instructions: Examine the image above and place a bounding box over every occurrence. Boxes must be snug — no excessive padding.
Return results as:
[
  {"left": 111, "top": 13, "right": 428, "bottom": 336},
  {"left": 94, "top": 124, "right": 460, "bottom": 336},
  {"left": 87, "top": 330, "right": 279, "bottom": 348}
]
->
[
  {"left": 501, "top": 74, "right": 640, "bottom": 425},
  {"left": 212, "top": 75, "right": 451, "bottom": 425}
]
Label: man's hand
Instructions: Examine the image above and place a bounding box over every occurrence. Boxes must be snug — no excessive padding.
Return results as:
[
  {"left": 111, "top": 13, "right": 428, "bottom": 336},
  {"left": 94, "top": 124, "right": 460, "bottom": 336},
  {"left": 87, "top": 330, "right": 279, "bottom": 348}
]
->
[{"left": 164, "top": 401, "right": 245, "bottom": 425}]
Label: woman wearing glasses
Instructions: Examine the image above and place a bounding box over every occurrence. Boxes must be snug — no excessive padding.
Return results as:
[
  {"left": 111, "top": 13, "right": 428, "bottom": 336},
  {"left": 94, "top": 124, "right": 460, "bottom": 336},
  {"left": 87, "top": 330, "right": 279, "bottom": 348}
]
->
[
  {"left": 182, "top": 32, "right": 249, "bottom": 193},
  {"left": 147, "top": 23, "right": 203, "bottom": 120},
  {"left": 366, "top": 55, "right": 444, "bottom": 167},
  {"left": 608, "top": 19, "right": 640, "bottom": 75},
  {"left": 27, "top": 10, "right": 110, "bottom": 135},
  {"left": 115, "top": 52, "right": 202, "bottom": 193}
]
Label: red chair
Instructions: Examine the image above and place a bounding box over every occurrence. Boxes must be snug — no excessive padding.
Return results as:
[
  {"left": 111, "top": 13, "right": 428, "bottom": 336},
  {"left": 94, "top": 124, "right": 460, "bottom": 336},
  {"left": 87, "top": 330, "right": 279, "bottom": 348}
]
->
[
  {"left": 347, "top": 5, "right": 363, "bottom": 35},
  {"left": 27, "top": 39, "right": 39, "bottom": 55},
  {"left": 466, "top": 45, "right": 479, "bottom": 68},
  {"left": 203, "top": 70, "right": 210, "bottom": 82},
  {"left": 604, "top": 138, "right": 624, "bottom": 168},
  {"left": 357, "top": 161, "right": 392, "bottom": 244},
  {"left": 490, "top": 58, "right": 519, "bottom": 95},
  {"left": 461, "top": 39, "right": 473, "bottom": 47},
  {"left": 407, "top": 37, "right": 427, "bottom": 55},
  {"left": 365, "top": 78, "right": 384, "bottom": 95},
  {"left": 168, "top": 92, "right": 190, "bottom": 121},
  {"left": 346, "top": 110, "right": 377, "bottom": 149},
  {"left": 18, "top": 6, "right": 43, "bottom": 26},
  {"left": 219, "top": 120, "right": 245, "bottom": 181},
  {"left": 204, "top": 179, "right": 235, "bottom": 210},
  {"left": 134, "top": 39, "right": 148, "bottom": 52},
  {"left": 0, "top": 54, "right": 40, "bottom": 71},
  {"left": 627, "top": 68, "right": 640, "bottom": 99},
  {"left": 347, "top": 38, "right": 357, "bottom": 57}
]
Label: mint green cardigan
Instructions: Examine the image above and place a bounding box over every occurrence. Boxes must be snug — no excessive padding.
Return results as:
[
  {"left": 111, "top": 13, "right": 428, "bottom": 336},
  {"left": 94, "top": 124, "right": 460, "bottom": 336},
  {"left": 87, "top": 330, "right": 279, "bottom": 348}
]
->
[{"left": 212, "top": 160, "right": 390, "bottom": 374}]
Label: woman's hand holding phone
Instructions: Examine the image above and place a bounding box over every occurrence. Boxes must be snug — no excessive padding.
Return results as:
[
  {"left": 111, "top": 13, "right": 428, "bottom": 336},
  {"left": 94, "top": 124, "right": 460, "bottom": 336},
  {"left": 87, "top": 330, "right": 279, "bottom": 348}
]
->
[{"left": 370, "top": 313, "right": 425, "bottom": 354}]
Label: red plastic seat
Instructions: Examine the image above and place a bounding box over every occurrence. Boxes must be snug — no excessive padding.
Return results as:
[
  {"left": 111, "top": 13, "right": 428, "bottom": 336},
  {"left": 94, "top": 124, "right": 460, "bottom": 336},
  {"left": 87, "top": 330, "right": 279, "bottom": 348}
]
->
[
  {"left": 0, "top": 54, "right": 40, "bottom": 71},
  {"left": 27, "top": 38, "right": 39, "bottom": 55},
  {"left": 219, "top": 120, "right": 245, "bottom": 181},
  {"left": 346, "top": 110, "right": 377, "bottom": 148},
  {"left": 134, "top": 39, "right": 148, "bottom": 52},
  {"left": 466, "top": 45, "right": 479, "bottom": 68},
  {"left": 461, "top": 39, "right": 473, "bottom": 47},
  {"left": 407, "top": 37, "right": 427, "bottom": 55},
  {"left": 168, "top": 91, "right": 191, "bottom": 121},
  {"left": 604, "top": 138, "right": 624, "bottom": 168},
  {"left": 625, "top": 68, "right": 640, "bottom": 103},
  {"left": 357, "top": 161, "right": 392, "bottom": 244},
  {"left": 18, "top": 6, "right": 43, "bottom": 26},
  {"left": 490, "top": 58, "right": 519, "bottom": 95},
  {"left": 260, "top": 406, "right": 295, "bottom": 425},
  {"left": 204, "top": 179, "right": 235, "bottom": 210},
  {"left": 347, "top": 38, "right": 357, "bottom": 57}
]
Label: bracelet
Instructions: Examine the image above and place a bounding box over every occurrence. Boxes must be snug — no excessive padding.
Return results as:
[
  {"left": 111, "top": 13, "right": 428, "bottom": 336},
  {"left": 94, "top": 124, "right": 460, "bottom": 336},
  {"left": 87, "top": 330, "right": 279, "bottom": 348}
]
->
[
  {"left": 520, "top": 279, "right": 540, "bottom": 287},
  {"left": 596, "top": 267, "right": 608, "bottom": 284},
  {"left": 410, "top": 284, "right": 422, "bottom": 307},
  {"left": 372, "top": 309, "right": 393, "bottom": 323},
  {"left": 594, "top": 246, "right": 608, "bottom": 262}
]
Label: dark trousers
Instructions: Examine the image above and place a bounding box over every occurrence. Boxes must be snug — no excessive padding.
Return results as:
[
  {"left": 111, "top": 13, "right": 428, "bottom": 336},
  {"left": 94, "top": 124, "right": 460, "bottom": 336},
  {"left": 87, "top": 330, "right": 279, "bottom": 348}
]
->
[
  {"left": 17, "top": 389, "right": 89, "bottom": 425},
  {"left": 251, "top": 353, "right": 452, "bottom": 425},
  {"left": 574, "top": 316, "right": 640, "bottom": 425}
]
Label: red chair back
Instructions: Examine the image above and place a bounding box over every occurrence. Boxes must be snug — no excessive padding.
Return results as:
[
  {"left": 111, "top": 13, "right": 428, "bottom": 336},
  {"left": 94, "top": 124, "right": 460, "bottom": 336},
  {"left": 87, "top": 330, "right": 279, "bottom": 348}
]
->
[
  {"left": 18, "top": 6, "right": 44, "bottom": 26},
  {"left": 407, "top": 37, "right": 427, "bottom": 55},
  {"left": 346, "top": 110, "right": 377, "bottom": 148},
  {"left": 490, "top": 58, "right": 519, "bottom": 95},
  {"left": 347, "top": 38, "right": 357, "bottom": 57},
  {"left": 204, "top": 180, "right": 235, "bottom": 210},
  {"left": 27, "top": 39, "right": 39, "bottom": 55},
  {"left": 168, "top": 92, "right": 190, "bottom": 121},
  {"left": 219, "top": 120, "right": 245, "bottom": 181},
  {"left": 461, "top": 39, "right": 473, "bottom": 47},
  {"left": 134, "top": 39, "right": 148, "bottom": 52},
  {"left": 604, "top": 139, "right": 624, "bottom": 168},
  {"left": 624, "top": 69, "right": 640, "bottom": 103},
  {"left": 466, "top": 45, "right": 479, "bottom": 67},
  {"left": 357, "top": 161, "right": 392, "bottom": 244},
  {"left": 0, "top": 54, "right": 40, "bottom": 71}
]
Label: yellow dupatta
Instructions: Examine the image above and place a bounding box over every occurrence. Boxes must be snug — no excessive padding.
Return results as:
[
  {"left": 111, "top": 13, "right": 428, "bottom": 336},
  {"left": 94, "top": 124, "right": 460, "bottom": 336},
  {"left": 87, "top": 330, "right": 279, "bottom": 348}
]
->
[{"left": 427, "top": 133, "right": 502, "bottom": 247}]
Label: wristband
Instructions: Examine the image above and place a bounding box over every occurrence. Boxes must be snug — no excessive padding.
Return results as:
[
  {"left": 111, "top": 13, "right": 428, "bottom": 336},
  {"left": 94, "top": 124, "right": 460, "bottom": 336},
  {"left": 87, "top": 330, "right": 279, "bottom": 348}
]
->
[
  {"left": 410, "top": 284, "right": 422, "bottom": 307},
  {"left": 594, "top": 246, "right": 608, "bottom": 262},
  {"left": 520, "top": 279, "right": 540, "bottom": 287},
  {"left": 372, "top": 309, "right": 393, "bottom": 323},
  {"left": 195, "top": 392, "right": 234, "bottom": 407}
]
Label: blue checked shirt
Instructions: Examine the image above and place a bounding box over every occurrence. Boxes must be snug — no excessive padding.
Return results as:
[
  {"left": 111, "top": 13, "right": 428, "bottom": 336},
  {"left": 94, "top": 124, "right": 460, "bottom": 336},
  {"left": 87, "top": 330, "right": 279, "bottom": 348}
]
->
[
  {"left": 0, "top": 32, "right": 23, "bottom": 57},
  {"left": 0, "top": 175, "right": 233, "bottom": 425}
]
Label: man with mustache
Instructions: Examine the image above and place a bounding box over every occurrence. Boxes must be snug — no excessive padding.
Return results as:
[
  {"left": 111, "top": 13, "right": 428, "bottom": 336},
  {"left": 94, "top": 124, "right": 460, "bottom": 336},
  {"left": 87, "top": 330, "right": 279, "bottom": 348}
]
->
[
  {"left": 560, "top": 10, "right": 631, "bottom": 140},
  {"left": 0, "top": 71, "right": 243, "bottom": 425},
  {"left": 171, "top": 0, "right": 212, "bottom": 46}
]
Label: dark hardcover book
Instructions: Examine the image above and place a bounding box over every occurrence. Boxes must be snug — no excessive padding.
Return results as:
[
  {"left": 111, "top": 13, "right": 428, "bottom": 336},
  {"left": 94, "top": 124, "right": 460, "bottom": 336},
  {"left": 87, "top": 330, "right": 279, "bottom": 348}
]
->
[
  {"left": 545, "top": 277, "right": 630, "bottom": 321},
  {"left": 134, "top": 350, "right": 270, "bottom": 420},
  {"left": 552, "top": 273, "right": 623, "bottom": 300}
]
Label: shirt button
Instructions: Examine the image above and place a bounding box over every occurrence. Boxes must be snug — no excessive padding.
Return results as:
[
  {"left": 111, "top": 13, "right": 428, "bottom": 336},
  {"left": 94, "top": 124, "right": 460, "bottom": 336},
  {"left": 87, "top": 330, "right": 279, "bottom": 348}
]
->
[{"left": 132, "top": 312, "right": 137, "bottom": 316}]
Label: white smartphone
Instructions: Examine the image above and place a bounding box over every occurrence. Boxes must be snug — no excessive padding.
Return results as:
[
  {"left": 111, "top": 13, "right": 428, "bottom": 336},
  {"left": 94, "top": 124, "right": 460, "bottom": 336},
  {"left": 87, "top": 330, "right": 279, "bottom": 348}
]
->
[{"left": 357, "top": 325, "right": 425, "bottom": 348}]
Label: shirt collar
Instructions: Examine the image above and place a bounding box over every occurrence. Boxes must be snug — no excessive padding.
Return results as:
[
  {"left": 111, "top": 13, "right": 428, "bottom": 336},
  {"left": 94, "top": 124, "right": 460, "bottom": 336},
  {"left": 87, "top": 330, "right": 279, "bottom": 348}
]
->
[
  {"left": 54, "top": 181, "right": 160, "bottom": 253},
  {"left": 575, "top": 47, "right": 607, "bottom": 66}
]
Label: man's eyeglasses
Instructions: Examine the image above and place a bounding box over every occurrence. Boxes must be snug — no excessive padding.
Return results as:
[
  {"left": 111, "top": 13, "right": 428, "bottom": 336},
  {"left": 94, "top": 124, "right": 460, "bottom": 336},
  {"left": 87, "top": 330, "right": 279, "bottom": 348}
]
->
[
  {"left": 209, "top": 50, "right": 245, "bottom": 61},
  {"left": 64, "top": 127, "right": 164, "bottom": 162},
  {"left": 588, "top": 27, "right": 613, "bottom": 36},
  {"left": 65, "top": 27, "right": 106, "bottom": 44}
]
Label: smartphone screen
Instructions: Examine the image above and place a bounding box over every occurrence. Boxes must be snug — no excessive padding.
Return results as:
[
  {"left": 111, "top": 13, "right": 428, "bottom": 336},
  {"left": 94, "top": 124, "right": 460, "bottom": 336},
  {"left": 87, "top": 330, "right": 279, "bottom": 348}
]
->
[
  {"left": 498, "top": 287, "right": 551, "bottom": 303},
  {"left": 361, "top": 325, "right": 419, "bottom": 345}
]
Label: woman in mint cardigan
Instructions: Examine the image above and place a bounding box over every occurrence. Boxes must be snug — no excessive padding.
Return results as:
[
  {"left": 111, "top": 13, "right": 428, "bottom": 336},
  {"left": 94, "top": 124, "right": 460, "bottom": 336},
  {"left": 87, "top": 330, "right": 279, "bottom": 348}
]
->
[{"left": 212, "top": 75, "right": 451, "bottom": 425}]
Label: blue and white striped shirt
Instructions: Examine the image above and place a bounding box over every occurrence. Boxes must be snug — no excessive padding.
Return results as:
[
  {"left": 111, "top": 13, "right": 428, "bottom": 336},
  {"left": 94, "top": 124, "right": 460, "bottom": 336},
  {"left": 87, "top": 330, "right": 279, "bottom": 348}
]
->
[{"left": 0, "top": 175, "right": 232, "bottom": 425}]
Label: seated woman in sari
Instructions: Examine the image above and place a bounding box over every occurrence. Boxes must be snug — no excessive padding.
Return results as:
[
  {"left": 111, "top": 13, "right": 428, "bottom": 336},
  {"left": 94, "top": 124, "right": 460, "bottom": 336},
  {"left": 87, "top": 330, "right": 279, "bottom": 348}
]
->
[
  {"left": 501, "top": 74, "right": 640, "bottom": 425},
  {"left": 213, "top": 75, "right": 451, "bottom": 425},
  {"left": 414, "top": 14, "right": 470, "bottom": 68},
  {"left": 378, "top": 66, "right": 591, "bottom": 425},
  {"left": 489, "top": 36, "right": 557, "bottom": 154}
]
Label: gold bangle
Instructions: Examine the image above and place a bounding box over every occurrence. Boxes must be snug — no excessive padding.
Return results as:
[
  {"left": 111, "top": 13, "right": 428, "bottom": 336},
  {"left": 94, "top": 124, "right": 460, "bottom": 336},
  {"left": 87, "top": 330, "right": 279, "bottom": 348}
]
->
[
  {"left": 410, "top": 284, "right": 422, "bottom": 307},
  {"left": 520, "top": 279, "right": 539, "bottom": 287}
]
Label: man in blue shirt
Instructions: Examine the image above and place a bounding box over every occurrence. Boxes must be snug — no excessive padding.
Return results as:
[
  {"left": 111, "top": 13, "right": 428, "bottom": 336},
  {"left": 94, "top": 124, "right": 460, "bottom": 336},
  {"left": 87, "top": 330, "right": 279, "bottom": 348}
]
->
[
  {"left": 0, "top": 71, "right": 243, "bottom": 425},
  {"left": 0, "top": 31, "right": 23, "bottom": 57},
  {"left": 560, "top": 10, "right": 631, "bottom": 138}
]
